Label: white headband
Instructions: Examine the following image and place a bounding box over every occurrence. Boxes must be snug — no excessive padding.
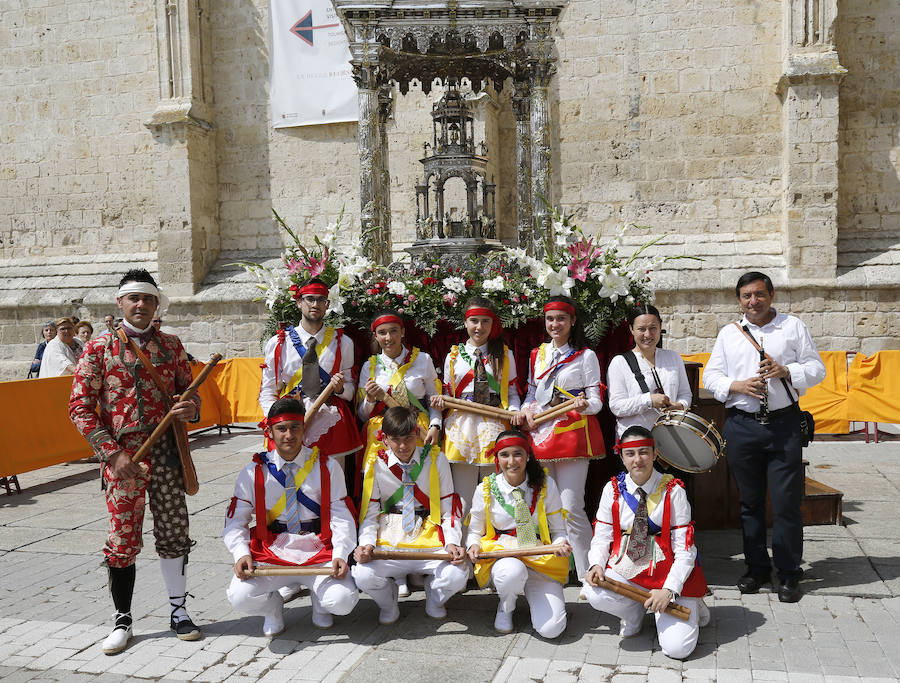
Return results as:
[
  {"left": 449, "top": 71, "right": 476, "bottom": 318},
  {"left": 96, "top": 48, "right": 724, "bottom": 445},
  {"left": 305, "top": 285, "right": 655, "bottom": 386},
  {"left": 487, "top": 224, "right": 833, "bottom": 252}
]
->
[{"left": 116, "top": 281, "right": 169, "bottom": 317}]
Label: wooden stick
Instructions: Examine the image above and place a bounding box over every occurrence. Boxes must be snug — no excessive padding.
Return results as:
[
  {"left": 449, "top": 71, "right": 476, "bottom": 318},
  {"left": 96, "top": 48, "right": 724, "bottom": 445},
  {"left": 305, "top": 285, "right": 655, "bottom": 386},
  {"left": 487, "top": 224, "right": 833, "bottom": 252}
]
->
[
  {"left": 132, "top": 354, "right": 224, "bottom": 464},
  {"left": 441, "top": 395, "right": 511, "bottom": 421},
  {"left": 247, "top": 566, "right": 335, "bottom": 577},
  {"left": 533, "top": 399, "right": 578, "bottom": 426},
  {"left": 476, "top": 544, "right": 565, "bottom": 560},
  {"left": 305, "top": 382, "right": 336, "bottom": 424},
  {"left": 596, "top": 576, "right": 691, "bottom": 621},
  {"left": 382, "top": 392, "right": 402, "bottom": 408},
  {"left": 371, "top": 549, "right": 452, "bottom": 561}
]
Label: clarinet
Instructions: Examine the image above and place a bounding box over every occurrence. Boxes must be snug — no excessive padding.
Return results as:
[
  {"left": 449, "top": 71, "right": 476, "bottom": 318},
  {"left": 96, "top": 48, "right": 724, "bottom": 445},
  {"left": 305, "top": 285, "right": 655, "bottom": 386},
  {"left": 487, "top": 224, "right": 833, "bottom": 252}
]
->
[{"left": 757, "top": 334, "right": 770, "bottom": 424}]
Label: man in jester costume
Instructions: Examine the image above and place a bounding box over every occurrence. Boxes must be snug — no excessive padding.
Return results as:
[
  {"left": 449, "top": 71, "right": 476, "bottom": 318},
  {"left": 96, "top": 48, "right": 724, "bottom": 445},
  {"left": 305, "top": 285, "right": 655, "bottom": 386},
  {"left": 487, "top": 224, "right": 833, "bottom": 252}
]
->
[
  {"left": 258, "top": 278, "right": 362, "bottom": 461},
  {"left": 583, "top": 425, "right": 710, "bottom": 659},
  {"left": 466, "top": 430, "right": 572, "bottom": 638},
  {"left": 353, "top": 407, "right": 468, "bottom": 624},
  {"left": 224, "top": 398, "right": 359, "bottom": 636}
]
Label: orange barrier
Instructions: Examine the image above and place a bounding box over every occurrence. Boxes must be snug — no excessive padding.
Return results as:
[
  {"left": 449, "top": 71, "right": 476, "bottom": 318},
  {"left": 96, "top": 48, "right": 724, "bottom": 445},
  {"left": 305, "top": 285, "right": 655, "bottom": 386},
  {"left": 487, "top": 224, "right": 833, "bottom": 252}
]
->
[{"left": 847, "top": 351, "right": 900, "bottom": 424}]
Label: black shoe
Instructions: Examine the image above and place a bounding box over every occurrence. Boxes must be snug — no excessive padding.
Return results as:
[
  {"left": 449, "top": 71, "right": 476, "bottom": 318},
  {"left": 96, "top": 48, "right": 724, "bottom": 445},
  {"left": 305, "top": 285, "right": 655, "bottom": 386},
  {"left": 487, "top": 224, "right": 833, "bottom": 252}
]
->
[
  {"left": 737, "top": 572, "right": 771, "bottom": 594},
  {"left": 170, "top": 616, "right": 202, "bottom": 641},
  {"left": 778, "top": 578, "right": 802, "bottom": 603}
]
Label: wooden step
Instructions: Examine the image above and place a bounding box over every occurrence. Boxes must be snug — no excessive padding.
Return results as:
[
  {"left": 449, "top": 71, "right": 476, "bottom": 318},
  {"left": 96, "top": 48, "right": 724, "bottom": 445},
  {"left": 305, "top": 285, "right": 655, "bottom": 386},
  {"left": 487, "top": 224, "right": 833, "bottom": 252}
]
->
[{"left": 802, "top": 476, "right": 843, "bottom": 526}]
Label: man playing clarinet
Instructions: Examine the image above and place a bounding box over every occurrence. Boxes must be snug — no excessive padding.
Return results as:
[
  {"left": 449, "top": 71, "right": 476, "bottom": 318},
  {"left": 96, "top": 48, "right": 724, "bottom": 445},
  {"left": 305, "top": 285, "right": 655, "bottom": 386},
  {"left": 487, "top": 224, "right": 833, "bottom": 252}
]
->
[
  {"left": 69, "top": 269, "right": 201, "bottom": 654},
  {"left": 703, "top": 271, "right": 825, "bottom": 602}
]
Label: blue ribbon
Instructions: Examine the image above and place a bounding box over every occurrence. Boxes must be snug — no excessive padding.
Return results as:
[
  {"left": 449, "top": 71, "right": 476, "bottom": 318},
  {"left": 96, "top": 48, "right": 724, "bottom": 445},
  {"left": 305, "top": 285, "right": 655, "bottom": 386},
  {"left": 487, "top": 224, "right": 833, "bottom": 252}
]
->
[
  {"left": 616, "top": 472, "right": 662, "bottom": 535},
  {"left": 259, "top": 451, "right": 321, "bottom": 517},
  {"left": 286, "top": 326, "right": 334, "bottom": 389}
]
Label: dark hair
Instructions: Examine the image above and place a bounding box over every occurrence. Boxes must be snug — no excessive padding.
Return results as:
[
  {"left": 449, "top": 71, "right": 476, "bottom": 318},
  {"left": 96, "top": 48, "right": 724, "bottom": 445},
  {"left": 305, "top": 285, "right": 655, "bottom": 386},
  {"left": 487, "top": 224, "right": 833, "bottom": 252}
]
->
[
  {"left": 369, "top": 309, "right": 404, "bottom": 355},
  {"left": 620, "top": 425, "right": 654, "bottom": 443},
  {"left": 627, "top": 303, "right": 662, "bottom": 327},
  {"left": 495, "top": 429, "right": 545, "bottom": 489},
  {"left": 118, "top": 269, "right": 158, "bottom": 289},
  {"left": 304, "top": 276, "right": 328, "bottom": 290},
  {"left": 268, "top": 397, "right": 306, "bottom": 420},
  {"left": 381, "top": 406, "right": 419, "bottom": 437},
  {"left": 543, "top": 295, "right": 587, "bottom": 349},
  {"left": 464, "top": 296, "right": 505, "bottom": 377},
  {"left": 735, "top": 271, "right": 773, "bottom": 297}
]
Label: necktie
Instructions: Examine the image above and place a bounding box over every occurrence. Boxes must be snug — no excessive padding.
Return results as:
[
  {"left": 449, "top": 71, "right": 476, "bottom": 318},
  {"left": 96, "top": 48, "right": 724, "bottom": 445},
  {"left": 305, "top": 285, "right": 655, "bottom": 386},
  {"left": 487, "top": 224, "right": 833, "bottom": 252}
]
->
[
  {"left": 511, "top": 487, "right": 537, "bottom": 548},
  {"left": 282, "top": 462, "right": 301, "bottom": 534},
  {"left": 300, "top": 336, "right": 322, "bottom": 399},
  {"left": 473, "top": 348, "right": 490, "bottom": 405},
  {"left": 627, "top": 488, "right": 649, "bottom": 562},
  {"left": 536, "top": 349, "right": 561, "bottom": 406},
  {"left": 400, "top": 463, "right": 416, "bottom": 534},
  {"left": 390, "top": 360, "right": 411, "bottom": 408}
]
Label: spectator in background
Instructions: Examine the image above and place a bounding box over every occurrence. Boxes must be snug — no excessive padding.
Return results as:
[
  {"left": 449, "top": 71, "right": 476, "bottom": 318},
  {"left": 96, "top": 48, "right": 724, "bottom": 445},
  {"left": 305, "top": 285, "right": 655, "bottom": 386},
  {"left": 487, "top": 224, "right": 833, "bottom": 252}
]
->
[
  {"left": 39, "top": 317, "right": 80, "bottom": 378},
  {"left": 29, "top": 321, "right": 57, "bottom": 378},
  {"left": 98, "top": 314, "right": 117, "bottom": 338},
  {"left": 75, "top": 321, "right": 94, "bottom": 350}
]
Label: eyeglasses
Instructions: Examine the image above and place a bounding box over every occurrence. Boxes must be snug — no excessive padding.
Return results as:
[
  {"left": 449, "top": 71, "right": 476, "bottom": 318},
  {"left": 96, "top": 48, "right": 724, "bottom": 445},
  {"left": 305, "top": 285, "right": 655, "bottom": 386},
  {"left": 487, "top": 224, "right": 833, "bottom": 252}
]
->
[{"left": 300, "top": 296, "right": 328, "bottom": 305}]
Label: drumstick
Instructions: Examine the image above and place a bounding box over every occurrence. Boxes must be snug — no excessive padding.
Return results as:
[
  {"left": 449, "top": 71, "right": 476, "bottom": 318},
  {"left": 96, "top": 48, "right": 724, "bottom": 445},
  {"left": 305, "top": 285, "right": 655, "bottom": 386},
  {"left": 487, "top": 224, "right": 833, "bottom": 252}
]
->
[
  {"left": 533, "top": 399, "right": 577, "bottom": 426},
  {"left": 371, "top": 549, "right": 452, "bottom": 561},
  {"left": 596, "top": 576, "right": 691, "bottom": 621},
  {"left": 441, "top": 396, "right": 512, "bottom": 421},
  {"left": 476, "top": 544, "right": 566, "bottom": 560},
  {"left": 132, "top": 354, "right": 223, "bottom": 464},
  {"left": 305, "top": 382, "right": 336, "bottom": 424},
  {"left": 247, "top": 566, "right": 335, "bottom": 577}
]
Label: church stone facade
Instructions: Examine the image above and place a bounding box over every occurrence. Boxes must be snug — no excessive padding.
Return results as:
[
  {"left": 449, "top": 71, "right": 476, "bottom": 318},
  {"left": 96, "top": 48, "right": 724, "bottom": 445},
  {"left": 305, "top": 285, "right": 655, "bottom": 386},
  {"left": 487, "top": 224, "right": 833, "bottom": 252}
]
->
[{"left": 1, "top": 0, "right": 897, "bottom": 379}]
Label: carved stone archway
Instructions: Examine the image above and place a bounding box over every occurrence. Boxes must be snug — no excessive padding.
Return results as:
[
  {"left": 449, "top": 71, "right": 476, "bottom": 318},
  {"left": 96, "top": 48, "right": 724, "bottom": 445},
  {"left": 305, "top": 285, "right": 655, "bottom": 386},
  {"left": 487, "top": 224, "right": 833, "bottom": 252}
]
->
[{"left": 333, "top": 0, "right": 567, "bottom": 261}]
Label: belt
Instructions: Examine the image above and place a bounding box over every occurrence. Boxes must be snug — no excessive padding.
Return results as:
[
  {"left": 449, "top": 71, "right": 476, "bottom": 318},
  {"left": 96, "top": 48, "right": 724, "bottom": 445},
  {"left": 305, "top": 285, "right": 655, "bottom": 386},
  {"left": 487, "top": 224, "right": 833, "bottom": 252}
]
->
[
  {"left": 268, "top": 519, "right": 321, "bottom": 534},
  {"left": 386, "top": 506, "right": 430, "bottom": 518},
  {"left": 729, "top": 405, "right": 796, "bottom": 421}
]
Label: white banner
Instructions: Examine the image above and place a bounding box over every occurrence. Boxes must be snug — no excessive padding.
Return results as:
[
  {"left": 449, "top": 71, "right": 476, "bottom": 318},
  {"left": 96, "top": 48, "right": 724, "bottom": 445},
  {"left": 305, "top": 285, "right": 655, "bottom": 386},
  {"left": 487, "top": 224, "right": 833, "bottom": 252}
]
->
[{"left": 269, "top": 0, "right": 358, "bottom": 128}]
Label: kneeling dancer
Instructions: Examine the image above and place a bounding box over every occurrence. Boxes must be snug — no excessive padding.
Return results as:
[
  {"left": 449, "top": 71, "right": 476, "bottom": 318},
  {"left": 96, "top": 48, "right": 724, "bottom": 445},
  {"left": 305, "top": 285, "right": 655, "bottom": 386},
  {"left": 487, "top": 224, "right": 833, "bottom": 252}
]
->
[
  {"left": 583, "top": 426, "right": 709, "bottom": 659},
  {"left": 466, "top": 430, "right": 572, "bottom": 638},
  {"left": 69, "top": 269, "right": 202, "bottom": 654},
  {"left": 353, "top": 407, "right": 468, "bottom": 624},
  {"left": 224, "top": 398, "right": 358, "bottom": 636}
]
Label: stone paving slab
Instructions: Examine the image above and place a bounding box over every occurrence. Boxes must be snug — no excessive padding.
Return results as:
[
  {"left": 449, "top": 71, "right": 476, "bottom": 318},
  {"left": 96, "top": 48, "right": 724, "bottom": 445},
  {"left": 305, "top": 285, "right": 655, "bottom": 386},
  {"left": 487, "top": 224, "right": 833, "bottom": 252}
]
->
[{"left": 1, "top": 439, "right": 899, "bottom": 681}]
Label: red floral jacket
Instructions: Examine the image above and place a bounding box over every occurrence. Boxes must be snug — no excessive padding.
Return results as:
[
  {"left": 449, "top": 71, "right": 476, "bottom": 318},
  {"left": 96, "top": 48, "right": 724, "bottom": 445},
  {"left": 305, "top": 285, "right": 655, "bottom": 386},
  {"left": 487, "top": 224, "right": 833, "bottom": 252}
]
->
[{"left": 69, "top": 329, "right": 199, "bottom": 462}]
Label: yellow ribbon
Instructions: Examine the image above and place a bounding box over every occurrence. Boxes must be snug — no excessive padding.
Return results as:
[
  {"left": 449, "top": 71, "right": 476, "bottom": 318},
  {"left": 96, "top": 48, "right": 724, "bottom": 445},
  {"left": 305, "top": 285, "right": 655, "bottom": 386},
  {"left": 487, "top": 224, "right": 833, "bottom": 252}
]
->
[
  {"left": 282, "top": 327, "right": 337, "bottom": 397},
  {"left": 266, "top": 447, "right": 320, "bottom": 525}
]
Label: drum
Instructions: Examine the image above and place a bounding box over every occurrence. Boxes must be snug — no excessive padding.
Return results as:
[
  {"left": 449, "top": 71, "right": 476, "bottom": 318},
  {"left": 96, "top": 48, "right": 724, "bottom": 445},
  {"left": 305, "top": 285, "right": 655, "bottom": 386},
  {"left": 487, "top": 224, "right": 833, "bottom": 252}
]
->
[{"left": 651, "top": 410, "right": 725, "bottom": 473}]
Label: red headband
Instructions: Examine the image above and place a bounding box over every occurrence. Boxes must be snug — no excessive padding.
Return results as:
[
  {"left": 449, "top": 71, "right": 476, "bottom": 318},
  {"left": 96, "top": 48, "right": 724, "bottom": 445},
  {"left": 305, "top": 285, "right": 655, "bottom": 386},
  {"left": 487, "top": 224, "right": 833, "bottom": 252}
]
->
[
  {"left": 465, "top": 306, "right": 503, "bottom": 340},
  {"left": 371, "top": 314, "right": 404, "bottom": 332},
  {"left": 613, "top": 438, "right": 654, "bottom": 453},
  {"left": 267, "top": 413, "right": 306, "bottom": 426},
  {"left": 298, "top": 283, "right": 329, "bottom": 298},
  {"left": 544, "top": 301, "right": 576, "bottom": 317},
  {"left": 493, "top": 436, "right": 530, "bottom": 454}
]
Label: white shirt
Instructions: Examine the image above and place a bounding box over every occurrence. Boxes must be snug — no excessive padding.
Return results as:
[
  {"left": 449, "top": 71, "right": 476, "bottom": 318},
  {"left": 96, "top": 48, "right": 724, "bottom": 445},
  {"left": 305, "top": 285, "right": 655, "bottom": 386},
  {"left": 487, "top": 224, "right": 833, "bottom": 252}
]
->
[
  {"left": 607, "top": 348, "right": 693, "bottom": 437},
  {"left": 442, "top": 341, "right": 522, "bottom": 410},
  {"left": 222, "top": 447, "right": 356, "bottom": 562},
  {"left": 358, "top": 445, "right": 462, "bottom": 549},
  {"left": 523, "top": 343, "right": 604, "bottom": 413},
  {"left": 357, "top": 345, "right": 443, "bottom": 428},
  {"left": 39, "top": 337, "right": 77, "bottom": 378},
  {"left": 703, "top": 311, "right": 825, "bottom": 412},
  {"left": 466, "top": 472, "right": 568, "bottom": 548},
  {"left": 588, "top": 468, "right": 696, "bottom": 595},
  {"left": 259, "top": 324, "right": 356, "bottom": 415}
]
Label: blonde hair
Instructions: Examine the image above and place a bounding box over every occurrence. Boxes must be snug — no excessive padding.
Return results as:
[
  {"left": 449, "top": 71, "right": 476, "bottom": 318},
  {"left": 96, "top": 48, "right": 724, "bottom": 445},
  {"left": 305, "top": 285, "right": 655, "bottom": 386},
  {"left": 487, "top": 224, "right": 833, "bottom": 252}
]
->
[{"left": 55, "top": 316, "right": 76, "bottom": 328}]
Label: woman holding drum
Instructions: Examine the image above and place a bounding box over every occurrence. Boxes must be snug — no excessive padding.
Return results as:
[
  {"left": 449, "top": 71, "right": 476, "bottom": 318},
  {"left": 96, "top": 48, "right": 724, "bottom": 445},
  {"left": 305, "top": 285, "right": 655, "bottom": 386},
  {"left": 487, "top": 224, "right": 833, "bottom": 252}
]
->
[
  {"left": 520, "top": 295, "right": 606, "bottom": 580},
  {"left": 607, "top": 304, "right": 692, "bottom": 437}
]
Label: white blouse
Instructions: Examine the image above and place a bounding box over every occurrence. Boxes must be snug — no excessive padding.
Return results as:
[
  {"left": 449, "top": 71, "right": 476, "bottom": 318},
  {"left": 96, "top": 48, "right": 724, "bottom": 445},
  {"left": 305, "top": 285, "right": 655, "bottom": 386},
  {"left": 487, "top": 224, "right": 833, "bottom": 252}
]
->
[
  {"left": 607, "top": 348, "right": 692, "bottom": 437},
  {"left": 356, "top": 346, "right": 443, "bottom": 428},
  {"left": 39, "top": 337, "right": 78, "bottom": 378},
  {"left": 442, "top": 341, "right": 521, "bottom": 411},
  {"left": 523, "top": 342, "right": 604, "bottom": 414}
]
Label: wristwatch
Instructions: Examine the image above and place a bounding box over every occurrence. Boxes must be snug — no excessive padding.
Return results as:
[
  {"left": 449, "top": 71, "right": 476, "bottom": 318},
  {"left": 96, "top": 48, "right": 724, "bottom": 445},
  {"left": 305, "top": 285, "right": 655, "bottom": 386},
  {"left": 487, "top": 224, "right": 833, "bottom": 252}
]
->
[{"left": 665, "top": 588, "right": 678, "bottom": 603}]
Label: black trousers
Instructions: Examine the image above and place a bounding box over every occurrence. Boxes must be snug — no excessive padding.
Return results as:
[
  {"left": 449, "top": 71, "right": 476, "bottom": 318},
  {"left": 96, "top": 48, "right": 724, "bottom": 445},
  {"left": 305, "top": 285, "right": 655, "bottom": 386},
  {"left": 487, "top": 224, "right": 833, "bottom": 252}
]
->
[{"left": 723, "top": 410, "right": 804, "bottom": 581}]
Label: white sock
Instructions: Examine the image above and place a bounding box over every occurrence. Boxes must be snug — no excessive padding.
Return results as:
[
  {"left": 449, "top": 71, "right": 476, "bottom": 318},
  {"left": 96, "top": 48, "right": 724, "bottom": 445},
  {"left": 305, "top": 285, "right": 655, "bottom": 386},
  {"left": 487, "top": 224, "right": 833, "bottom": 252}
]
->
[{"left": 160, "top": 556, "right": 189, "bottom": 623}]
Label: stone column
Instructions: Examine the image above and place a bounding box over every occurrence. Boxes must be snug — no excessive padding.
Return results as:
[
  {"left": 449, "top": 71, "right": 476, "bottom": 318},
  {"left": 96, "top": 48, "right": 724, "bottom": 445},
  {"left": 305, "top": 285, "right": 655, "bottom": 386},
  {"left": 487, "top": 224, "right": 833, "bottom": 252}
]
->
[
  {"left": 526, "top": 30, "right": 556, "bottom": 258},
  {"left": 145, "top": 0, "right": 218, "bottom": 297},
  {"left": 512, "top": 79, "right": 533, "bottom": 252},
  {"left": 777, "top": 0, "right": 845, "bottom": 280},
  {"left": 352, "top": 54, "right": 389, "bottom": 264},
  {"left": 378, "top": 85, "right": 393, "bottom": 260}
]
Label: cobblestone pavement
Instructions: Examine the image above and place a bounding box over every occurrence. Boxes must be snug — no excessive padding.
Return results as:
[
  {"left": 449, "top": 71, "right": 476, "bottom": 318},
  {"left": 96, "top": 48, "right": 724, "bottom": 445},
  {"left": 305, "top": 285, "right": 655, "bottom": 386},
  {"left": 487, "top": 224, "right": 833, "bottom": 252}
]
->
[{"left": 2, "top": 431, "right": 899, "bottom": 682}]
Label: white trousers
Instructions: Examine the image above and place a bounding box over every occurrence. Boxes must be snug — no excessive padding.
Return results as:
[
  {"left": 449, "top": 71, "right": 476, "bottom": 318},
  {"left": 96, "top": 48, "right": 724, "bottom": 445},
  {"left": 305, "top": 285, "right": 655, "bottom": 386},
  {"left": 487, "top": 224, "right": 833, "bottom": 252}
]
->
[
  {"left": 545, "top": 460, "right": 591, "bottom": 578},
  {"left": 492, "top": 557, "right": 567, "bottom": 639},
  {"left": 227, "top": 572, "right": 358, "bottom": 619},
  {"left": 352, "top": 558, "right": 469, "bottom": 611},
  {"left": 450, "top": 463, "right": 494, "bottom": 518},
  {"left": 583, "top": 569, "right": 700, "bottom": 659}
]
